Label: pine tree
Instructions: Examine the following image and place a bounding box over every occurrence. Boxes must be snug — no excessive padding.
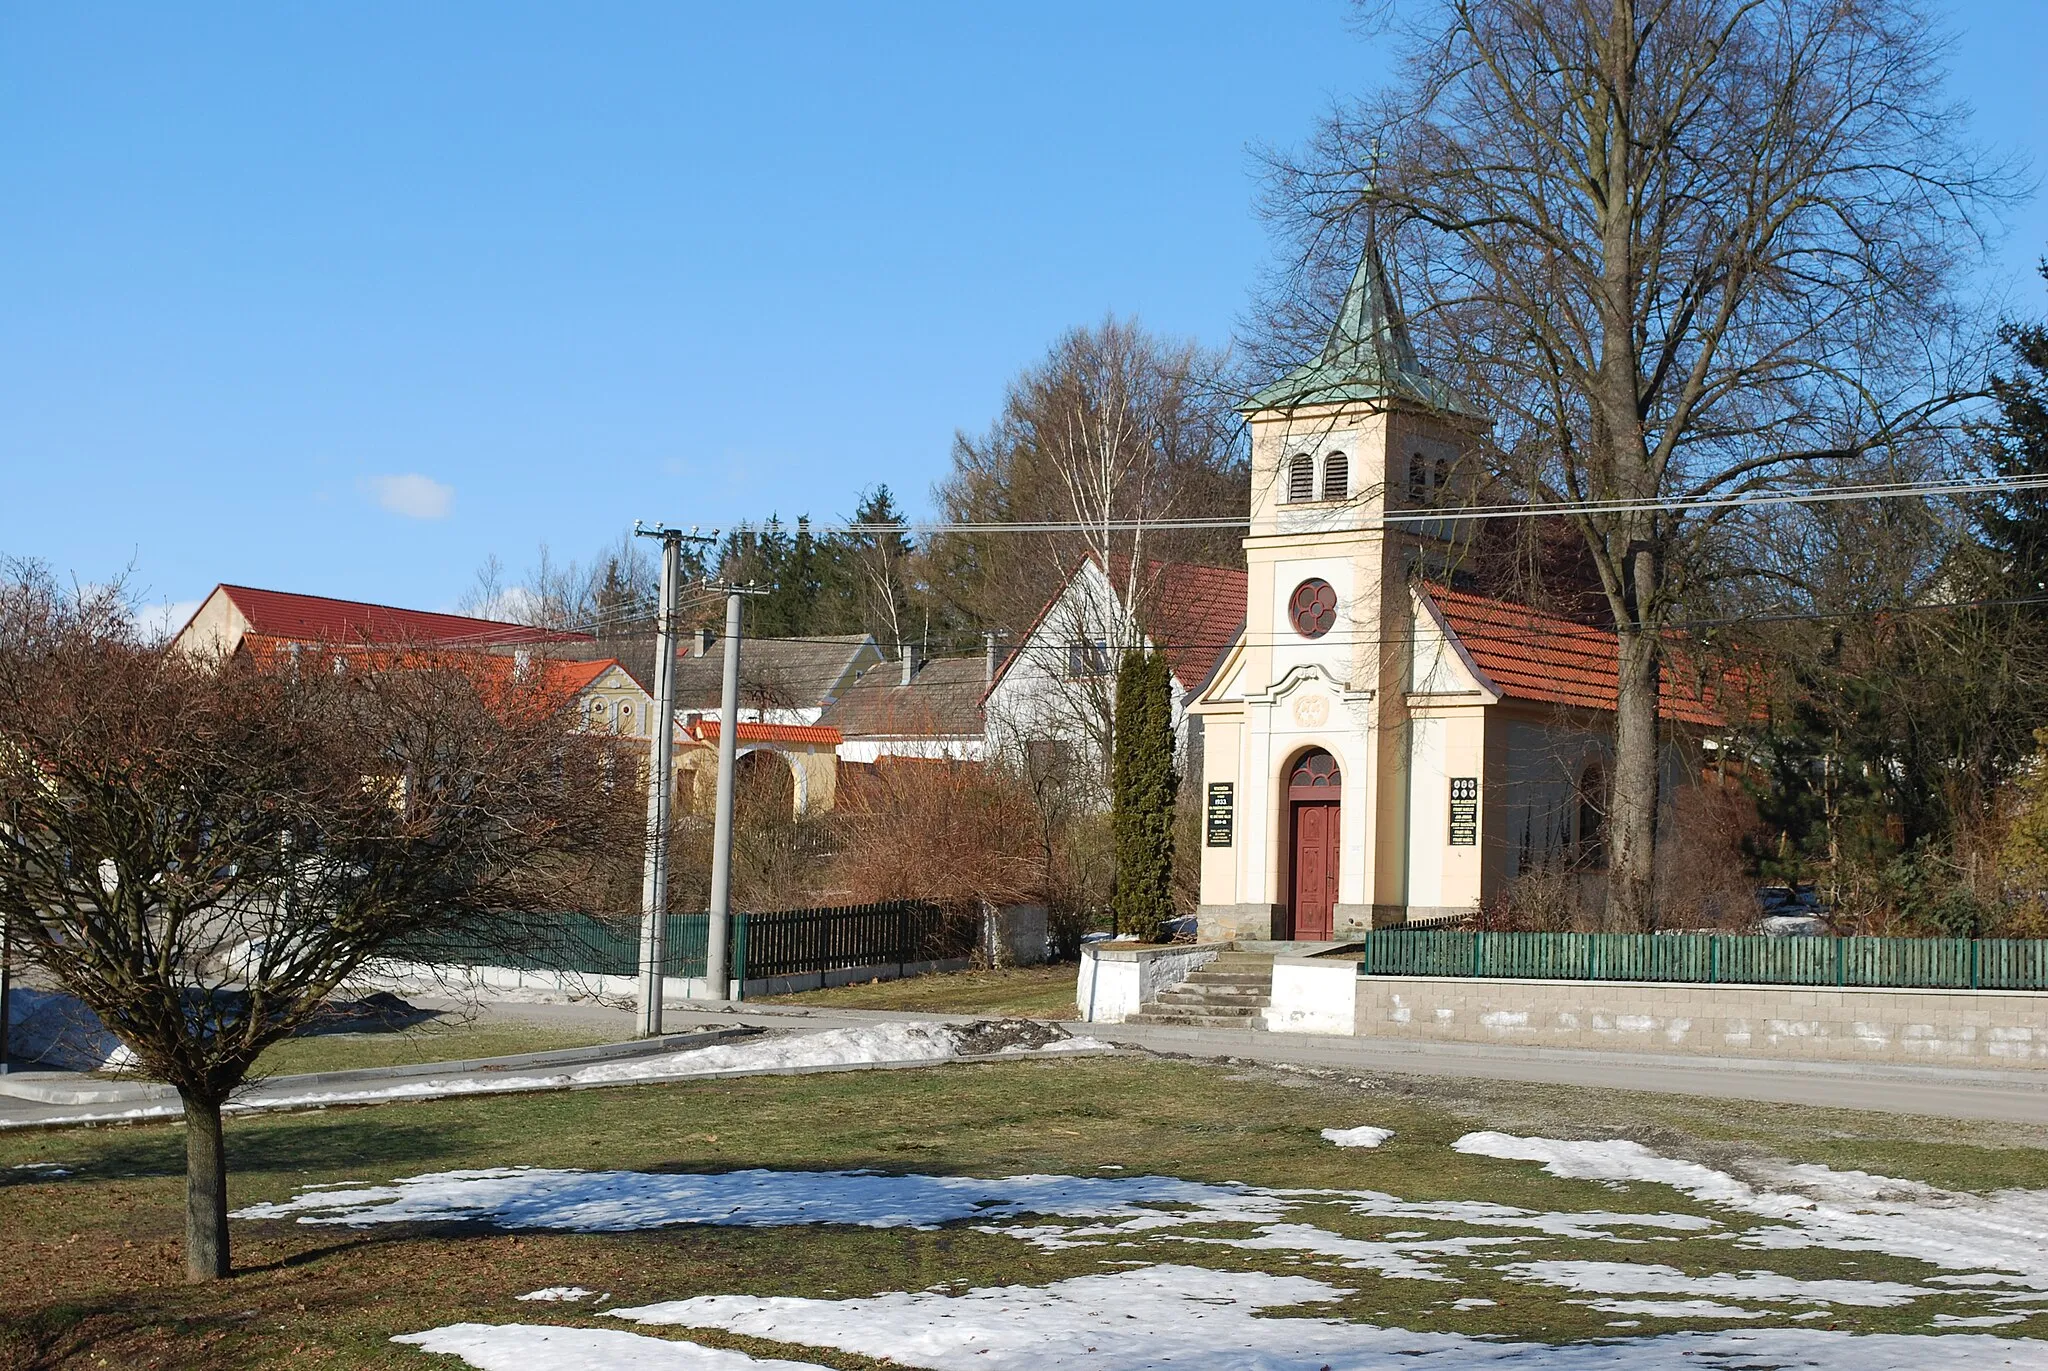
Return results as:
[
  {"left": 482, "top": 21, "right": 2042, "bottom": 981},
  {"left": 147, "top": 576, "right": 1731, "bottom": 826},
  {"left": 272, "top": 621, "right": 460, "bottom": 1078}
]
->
[
  {"left": 837, "top": 485, "right": 915, "bottom": 652},
  {"left": 1982, "top": 265, "right": 2048, "bottom": 602},
  {"left": 1111, "top": 648, "right": 1178, "bottom": 938}
]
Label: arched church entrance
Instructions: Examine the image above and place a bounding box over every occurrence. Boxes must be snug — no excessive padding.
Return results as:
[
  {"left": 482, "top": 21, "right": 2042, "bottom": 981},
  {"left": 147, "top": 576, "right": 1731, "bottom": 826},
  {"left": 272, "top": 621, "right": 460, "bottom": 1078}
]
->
[{"left": 1285, "top": 748, "right": 1341, "bottom": 940}]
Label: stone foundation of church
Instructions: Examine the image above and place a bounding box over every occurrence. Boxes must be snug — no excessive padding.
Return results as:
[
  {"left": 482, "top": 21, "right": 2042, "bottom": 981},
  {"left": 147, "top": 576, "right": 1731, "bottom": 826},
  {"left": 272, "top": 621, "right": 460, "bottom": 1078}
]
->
[{"left": 1196, "top": 903, "right": 1286, "bottom": 942}]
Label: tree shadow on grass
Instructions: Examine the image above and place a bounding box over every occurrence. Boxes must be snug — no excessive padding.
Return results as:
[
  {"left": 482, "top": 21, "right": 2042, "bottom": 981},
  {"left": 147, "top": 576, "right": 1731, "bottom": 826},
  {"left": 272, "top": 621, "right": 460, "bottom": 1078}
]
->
[{"left": 11, "top": 1115, "right": 492, "bottom": 1189}]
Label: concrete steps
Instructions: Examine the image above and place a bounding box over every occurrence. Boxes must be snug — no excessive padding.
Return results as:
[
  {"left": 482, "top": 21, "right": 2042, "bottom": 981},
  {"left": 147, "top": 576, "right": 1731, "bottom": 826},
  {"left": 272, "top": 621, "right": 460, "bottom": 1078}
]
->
[{"left": 1126, "top": 951, "right": 1274, "bottom": 1029}]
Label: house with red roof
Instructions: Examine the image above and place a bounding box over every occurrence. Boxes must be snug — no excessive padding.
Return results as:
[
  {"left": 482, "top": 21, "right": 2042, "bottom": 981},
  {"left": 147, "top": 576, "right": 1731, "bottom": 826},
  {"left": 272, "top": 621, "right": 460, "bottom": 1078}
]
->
[
  {"left": 1186, "top": 236, "right": 1724, "bottom": 942},
  {"left": 171, "top": 584, "right": 590, "bottom": 661},
  {"left": 980, "top": 556, "right": 1248, "bottom": 793}
]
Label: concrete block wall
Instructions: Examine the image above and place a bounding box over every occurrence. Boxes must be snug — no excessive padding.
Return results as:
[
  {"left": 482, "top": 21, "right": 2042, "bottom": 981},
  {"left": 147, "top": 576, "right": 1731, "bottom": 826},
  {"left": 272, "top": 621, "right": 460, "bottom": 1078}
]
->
[{"left": 1354, "top": 975, "right": 2048, "bottom": 1068}]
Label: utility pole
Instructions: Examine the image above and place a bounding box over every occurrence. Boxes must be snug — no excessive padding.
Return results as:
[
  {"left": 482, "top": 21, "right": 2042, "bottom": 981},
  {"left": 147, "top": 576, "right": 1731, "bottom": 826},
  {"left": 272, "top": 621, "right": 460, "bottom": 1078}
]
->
[
  {"left": 704, "top": 579, "right": 768, "bottom": 1001},
  {"left": 631, "top": 522, "right": 714, "bottom": 1037}
]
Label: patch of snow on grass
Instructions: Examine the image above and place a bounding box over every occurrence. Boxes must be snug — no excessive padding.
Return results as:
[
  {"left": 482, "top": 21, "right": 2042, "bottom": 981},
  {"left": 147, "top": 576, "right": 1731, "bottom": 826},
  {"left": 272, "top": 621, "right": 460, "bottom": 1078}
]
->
[
  {"left": 1322, "top": 1126, "right": 1393, "bottom": 1149},
  {"left": 1575, "top": 1298, "right": 1761, "bottom": 1319},
  {"left": 395, "top": 1323, "right": 829, "bottom": 1368},
  {"left": 515, "top": 1286, "right": 596, "bottom": 1302},
  {"left": 240, "top": 1164, "right": 1723, "bottom": 1284},
  {"left": 1186, "top": 1222, "right": 1523, "bottom": 1281},
  {"left": 1936, "top": 1313, "right": 2032, "bottom": 1327},
  {"left": 233, "top": 1167, "right": 1291, "bottom": 1233},
  {"left": 1453, "top": 1131, "right": 2048, "bottom": 1284},
  {"left": 606, "top": 1261, "right": 2048, "bottom": 1369},
  {"left": 232, "top": 1022, "right": 1099, "bottom": 1113},
  {"left": 1505, "top": 1260, "right": 1931, "bottom": 1306}
]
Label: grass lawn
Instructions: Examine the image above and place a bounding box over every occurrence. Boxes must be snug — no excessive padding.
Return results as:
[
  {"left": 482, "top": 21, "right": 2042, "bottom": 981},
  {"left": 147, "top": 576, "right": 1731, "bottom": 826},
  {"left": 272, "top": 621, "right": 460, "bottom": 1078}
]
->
[
  {"left": 5, "top": 1052, "right": 2048, "bottom": 1369},
  {"left": 249, "top": 1020, "right": 616, "bottom": 1079},
  {"left": 757, "top": 964, "right": 1079, "bottom": 1019}
]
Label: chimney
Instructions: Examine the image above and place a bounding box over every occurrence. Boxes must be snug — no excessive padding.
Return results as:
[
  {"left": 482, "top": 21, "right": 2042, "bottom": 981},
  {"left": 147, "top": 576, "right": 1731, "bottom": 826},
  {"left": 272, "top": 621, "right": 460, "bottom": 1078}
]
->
[
  {"left": 983, "top": 632, "right": 1002, "bottom": 688},
  {"left": 692, "top": 628, "right": 714, "bottom": 657},
  {"left": 900, "top": 652, "right": 915, "bottom": 688},
  {"left": 512, "top": 646, "right": 533, "bottom": 680}
]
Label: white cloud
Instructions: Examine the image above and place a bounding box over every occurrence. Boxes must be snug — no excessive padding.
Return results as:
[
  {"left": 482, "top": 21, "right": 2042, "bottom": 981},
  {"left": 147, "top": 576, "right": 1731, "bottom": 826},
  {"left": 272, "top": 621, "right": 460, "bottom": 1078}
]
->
[
  {"left": 369, "top": 473, "right": 455, "bottom": 520},
  {"left": 138, "top": 598, "right": 205, "bottom": 643}
]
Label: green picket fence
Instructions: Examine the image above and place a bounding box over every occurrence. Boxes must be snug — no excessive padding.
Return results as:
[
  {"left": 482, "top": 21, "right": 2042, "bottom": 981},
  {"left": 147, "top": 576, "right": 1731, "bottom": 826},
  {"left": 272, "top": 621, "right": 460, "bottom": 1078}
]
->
[
  {"left": 1357, "top": 929, "right": 2048, "bottom": 991},
  {"left": 398, "top": 900, "right": 966, "bottom": 987}
]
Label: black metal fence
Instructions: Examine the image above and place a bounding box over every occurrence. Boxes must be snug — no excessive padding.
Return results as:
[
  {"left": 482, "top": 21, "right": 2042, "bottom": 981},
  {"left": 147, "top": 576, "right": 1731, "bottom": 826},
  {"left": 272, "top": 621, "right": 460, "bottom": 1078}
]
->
[{"left": 736, "top": 900, "right": 974, "bottom": 980}]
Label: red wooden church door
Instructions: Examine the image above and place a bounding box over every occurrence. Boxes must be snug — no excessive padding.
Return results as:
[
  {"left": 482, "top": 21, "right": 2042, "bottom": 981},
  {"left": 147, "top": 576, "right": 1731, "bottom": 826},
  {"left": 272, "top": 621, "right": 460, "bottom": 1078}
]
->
[{"left": 1287, "top": 749, "right": 1341, "bottom": 941}]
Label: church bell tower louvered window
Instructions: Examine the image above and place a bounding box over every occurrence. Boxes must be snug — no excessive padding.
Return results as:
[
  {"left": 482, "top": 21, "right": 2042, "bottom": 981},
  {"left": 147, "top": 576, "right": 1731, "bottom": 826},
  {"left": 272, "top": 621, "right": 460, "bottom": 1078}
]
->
[{"left": 1286, "top": 454, "right": 1315, "bottom": 503}]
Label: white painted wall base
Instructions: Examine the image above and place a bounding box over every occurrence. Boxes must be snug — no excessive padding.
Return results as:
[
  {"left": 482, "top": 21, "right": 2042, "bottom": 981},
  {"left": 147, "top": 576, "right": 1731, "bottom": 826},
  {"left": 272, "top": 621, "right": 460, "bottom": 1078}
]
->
[
  {"left": 1077, "top": 942, "right": 1224, "bottom": 1022},
  {"left": 357, "top": 956, "right": 972, "bottom": 1007},
  {"left": 1355, "top": 974, "right": 2048, "bottom": 1070},
  {"left": 1262, "top": 958, "right": 1358, "bottom": 1035}
]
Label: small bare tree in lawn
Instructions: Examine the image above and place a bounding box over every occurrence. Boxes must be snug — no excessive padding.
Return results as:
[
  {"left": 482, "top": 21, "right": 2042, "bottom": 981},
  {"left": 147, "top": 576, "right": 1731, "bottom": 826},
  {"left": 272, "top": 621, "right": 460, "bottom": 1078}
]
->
[
  {"left": 1265, "top": 0, "right": 2013, "bottom": 928},
  {"left": 0, "top": 563, "right": 641, "bottom": 1281}
]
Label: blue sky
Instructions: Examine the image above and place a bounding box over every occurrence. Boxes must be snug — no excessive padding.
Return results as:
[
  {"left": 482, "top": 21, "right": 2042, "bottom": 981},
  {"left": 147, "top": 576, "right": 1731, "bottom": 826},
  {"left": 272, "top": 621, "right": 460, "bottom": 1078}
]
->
[{"left": 2, "top": 2, "right": 2044, "bottom": 630}]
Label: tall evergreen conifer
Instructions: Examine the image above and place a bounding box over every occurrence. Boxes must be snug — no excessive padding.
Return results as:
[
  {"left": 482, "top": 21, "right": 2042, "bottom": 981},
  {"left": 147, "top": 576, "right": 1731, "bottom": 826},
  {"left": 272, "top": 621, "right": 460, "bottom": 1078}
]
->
[
  {"left": 1111, "top": 648, "right": 1178, "bottom": 938},
  {"left": 1983, "top": 264, "right": 2048, "bottom": 603}
]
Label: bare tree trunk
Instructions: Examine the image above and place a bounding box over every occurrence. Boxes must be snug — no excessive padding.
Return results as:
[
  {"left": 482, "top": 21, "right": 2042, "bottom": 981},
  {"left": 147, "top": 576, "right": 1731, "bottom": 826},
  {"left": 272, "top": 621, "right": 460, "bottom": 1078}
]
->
[
  {"left": 182, "top": 1091, "right": 230, "bottom": 1281},
  {"left": 1609, "top": 626, "right": 1662, "bottom": 932}
]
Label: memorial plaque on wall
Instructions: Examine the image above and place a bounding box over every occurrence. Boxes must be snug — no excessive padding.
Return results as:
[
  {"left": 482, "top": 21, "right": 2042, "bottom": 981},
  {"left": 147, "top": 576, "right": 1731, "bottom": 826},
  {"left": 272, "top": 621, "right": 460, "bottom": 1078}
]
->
[
  {"left": 1448, "top": 777, "right": 1479, "bottom": 846},
  {"left": 1206, "top": 782, "right": 1235, "bottom": 847}
]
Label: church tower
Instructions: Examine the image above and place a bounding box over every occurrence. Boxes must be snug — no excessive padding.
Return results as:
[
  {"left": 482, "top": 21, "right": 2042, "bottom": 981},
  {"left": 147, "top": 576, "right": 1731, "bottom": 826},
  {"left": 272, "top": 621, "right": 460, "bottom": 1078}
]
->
[{"left": 1193, "top": 238, "right": 1487, "bottom": 941}]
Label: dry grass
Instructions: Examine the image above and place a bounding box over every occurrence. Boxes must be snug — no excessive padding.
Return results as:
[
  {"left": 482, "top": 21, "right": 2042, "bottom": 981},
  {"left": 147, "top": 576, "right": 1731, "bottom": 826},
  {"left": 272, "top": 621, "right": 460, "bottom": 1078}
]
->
[
  {"left": 5, "top": 1054, "right": 2048, "bottom": 1368},
  {"left": 756, "top": 964, "right": 1079, "bottom": 1019}
]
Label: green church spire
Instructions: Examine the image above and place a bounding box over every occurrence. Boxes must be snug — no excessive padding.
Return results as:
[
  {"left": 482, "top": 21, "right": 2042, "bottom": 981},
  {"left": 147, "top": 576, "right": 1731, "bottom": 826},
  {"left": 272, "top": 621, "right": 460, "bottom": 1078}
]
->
[{"left": 1247, "top": 235, "right": 1483, "bottom": 419}]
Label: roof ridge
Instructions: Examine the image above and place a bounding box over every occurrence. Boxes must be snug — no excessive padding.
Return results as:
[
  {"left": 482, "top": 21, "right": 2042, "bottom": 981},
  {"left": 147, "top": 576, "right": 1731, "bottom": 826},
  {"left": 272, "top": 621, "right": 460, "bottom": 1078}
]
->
[{"left": 221, "top": 584, "right": 542, "bottom": 630}]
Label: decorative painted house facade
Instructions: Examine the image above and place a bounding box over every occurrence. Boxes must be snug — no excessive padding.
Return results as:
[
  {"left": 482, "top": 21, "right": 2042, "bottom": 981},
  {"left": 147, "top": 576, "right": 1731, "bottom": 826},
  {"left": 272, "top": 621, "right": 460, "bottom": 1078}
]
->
[{"left": 1191, "top": 242, "right": 1718, "bottom": 942}]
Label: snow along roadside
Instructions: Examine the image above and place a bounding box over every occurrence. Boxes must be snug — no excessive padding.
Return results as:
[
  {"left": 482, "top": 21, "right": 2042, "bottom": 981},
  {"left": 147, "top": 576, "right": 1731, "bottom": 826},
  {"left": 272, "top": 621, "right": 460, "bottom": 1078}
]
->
[{"left": 0, "top": 1021, "right": 1113, "bottom": 1129}]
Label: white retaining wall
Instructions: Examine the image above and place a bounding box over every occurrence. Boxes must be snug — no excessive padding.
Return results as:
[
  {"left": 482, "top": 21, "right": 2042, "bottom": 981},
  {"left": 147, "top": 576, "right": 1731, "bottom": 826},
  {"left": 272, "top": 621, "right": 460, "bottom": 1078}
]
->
[
  {"left": 1262, "top": 958, "right": 1359, "bottom": 1035},
  {"left": 1077, "top": 942, "right": 1224, "bottom": 1023},
  {"left": 357, "top": 957, "right": 971, "bottom": 1006},
  {"left": 1349, "top": 974, "right": 2048, "bottom": 1069}
]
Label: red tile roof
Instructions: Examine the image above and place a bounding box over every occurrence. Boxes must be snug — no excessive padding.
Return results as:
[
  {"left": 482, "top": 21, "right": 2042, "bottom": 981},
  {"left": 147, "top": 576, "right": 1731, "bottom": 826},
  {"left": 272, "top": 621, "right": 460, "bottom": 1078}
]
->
[
  {"left": 984, "top": 557, "right": 1247, "bottom": 700},
  {"left": 687, "top": 719, "right": 844, "bottom": 747},
  {"left": 243, "top": 638, "right": 623, "bottom": 696},
  {"left": 1422, "top": 584, "right": 1724, "bottom": 726},
  {"left": 217, "top": 585, "right": 589, "bottom": 648},
  {"left": 1140, "top": 562, "right": 1249, "bottom": 692}
]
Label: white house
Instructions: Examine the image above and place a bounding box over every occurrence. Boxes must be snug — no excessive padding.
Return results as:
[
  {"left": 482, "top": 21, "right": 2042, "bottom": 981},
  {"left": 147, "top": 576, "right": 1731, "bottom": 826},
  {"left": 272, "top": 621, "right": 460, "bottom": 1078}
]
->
[{"left": 981, "top": 556, "right": 1248, "bottom": 788}]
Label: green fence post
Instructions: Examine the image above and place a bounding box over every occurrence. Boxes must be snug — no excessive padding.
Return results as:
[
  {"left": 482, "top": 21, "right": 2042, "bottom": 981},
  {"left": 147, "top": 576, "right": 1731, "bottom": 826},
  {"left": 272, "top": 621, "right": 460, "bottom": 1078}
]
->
[
  {"left": 1835, "top": 938, "right": 1845, "bottom": 988},
  {"left": 1971, "top": 938, "right": 1980, "bottom": 991},
  {"left": 1473, "top": 931, "right": 1484, "bottom": 978},
  {"left": 1709, "top": 936, "right": 1718, "bottom": 985}
]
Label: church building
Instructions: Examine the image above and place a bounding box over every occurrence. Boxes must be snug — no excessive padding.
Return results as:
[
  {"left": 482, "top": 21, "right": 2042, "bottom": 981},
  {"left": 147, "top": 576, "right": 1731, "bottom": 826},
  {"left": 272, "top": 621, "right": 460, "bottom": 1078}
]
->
[{"left": 1192, "top": 242, "right": 1719, "bottom": 942}]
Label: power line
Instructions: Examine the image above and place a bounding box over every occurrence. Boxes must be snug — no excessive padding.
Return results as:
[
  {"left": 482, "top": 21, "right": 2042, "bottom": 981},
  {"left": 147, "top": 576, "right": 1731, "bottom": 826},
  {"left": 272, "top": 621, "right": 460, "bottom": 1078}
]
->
[
  {"left": 803, "top": 471, "right": 2048, "bottom": 537},
  {"left": 736, "top": 591, "right": 2048, "bottom": 663}
]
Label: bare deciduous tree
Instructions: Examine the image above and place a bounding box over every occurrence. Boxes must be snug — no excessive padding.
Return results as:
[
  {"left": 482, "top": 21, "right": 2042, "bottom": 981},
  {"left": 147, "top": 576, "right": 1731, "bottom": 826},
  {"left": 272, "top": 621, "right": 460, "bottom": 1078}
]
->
[
  {"left": 1265, "top": 0, "right": 2013, "bottom": 926},
  {"left": 0, "top": 563, "right": 641, "bottom": 1281},
  {"left": 936, "top": 317, "right": 1247, "bottom": 639}
]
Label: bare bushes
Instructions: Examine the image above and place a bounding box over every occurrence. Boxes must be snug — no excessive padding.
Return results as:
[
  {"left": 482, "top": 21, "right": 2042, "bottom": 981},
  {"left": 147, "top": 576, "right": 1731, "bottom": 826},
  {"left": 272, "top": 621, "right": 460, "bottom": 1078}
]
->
[
  {"left": 1656, "top": 782, "right": 1765, "bottom": 931},
  {"left": 831, "top": 757, "right": 1039, "bottom": 913}
]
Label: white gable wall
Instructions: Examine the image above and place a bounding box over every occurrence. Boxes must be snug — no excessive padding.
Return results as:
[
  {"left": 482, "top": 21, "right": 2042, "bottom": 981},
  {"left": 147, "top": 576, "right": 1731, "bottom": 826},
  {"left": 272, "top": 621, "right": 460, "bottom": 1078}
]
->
[{"left": 983, "top": 560, "right": 1198, "bottom": 794}]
